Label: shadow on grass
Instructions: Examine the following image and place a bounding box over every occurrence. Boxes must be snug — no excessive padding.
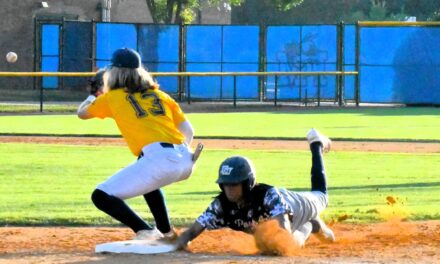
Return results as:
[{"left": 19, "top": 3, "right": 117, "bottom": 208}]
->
[
  {"left": 265, "top": 107, "right": 440, "bottom": 116},
  {"left": 327, "top": 181, "right": 440, "bottom": 191},
  {"left": 183, "top": 181, "right": 440, "bottom": 195}
]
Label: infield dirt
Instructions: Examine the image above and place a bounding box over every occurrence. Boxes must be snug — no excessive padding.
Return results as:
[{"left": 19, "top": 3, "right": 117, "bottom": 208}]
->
[{"left": 1, "top": 220, "right": 439, "bottom": 264}]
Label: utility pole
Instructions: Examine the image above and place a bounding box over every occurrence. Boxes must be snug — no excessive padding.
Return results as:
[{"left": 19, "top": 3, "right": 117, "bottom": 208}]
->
[{"left": 101, "top": 0, "right": 111, "bottom": 22}]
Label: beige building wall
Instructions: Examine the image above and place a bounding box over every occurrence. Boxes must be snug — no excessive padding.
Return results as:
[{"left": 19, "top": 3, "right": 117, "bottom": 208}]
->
[
  {"left": 0, "top": 0, "right": 102, "bottom": 90},
  {"left": 110, "top": 0, "right": 152, "bottom": 23}
]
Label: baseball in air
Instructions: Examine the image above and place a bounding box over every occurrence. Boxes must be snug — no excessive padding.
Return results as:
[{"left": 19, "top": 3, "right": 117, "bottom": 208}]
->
[{"left": 6, "top": 52, "right": 18, "bottom": 63}]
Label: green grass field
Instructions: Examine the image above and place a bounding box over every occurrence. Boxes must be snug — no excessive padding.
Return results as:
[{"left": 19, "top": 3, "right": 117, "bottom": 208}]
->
[
  {"left": 1, "top": 143, "right": 439, "bottom": 226},
  {"left": 0, "top": 103, "right": 78, "bottom": 113},
  {"left": 1, "top": 107, "right": 439, "bottom": 141},
  {"left": 1, "top": 107, "right": 439, "bottom": 226}
]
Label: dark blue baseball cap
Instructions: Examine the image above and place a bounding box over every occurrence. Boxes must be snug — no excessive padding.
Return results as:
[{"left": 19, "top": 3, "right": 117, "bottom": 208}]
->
[{"left": 110, "top": 48, "right": 141, "bottom": 68}]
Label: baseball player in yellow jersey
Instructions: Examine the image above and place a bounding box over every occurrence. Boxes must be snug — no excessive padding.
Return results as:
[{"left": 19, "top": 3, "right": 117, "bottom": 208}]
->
[{"left": 78, "top": 48, "right": 197, "bottom": 240}]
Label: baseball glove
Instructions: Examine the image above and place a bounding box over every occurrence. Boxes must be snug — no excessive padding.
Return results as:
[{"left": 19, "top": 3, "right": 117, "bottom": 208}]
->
[
  {"left": 192, "top": 143, "right": 204, "bottom": 162},
  {"left": 88, "top": 70, "right": 105, "bottom": 96}
]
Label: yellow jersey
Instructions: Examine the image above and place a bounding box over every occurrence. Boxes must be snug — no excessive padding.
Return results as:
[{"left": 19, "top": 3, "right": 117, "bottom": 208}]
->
[{"left": 87, "top": 88, "right": 187, "bottom": 156}]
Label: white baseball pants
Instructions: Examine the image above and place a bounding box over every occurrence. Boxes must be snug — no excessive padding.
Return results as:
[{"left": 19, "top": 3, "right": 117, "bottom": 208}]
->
[{"left": 97, "top": 142, "right": 194, "bottom": 200}]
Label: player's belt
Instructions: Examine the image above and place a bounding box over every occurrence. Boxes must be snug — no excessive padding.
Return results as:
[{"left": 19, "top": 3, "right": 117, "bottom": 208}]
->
[
  {"left": 159, "top": 143, "right": 174, "bottom": 148},
  {"left": 137, "top": 142, "right": 175, "bottom": 160}
]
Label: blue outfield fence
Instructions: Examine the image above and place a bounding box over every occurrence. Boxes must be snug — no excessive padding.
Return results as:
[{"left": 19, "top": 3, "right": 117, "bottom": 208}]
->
[
  {"left": 343, "top": 25, "right": 356, "bottom": 101},
  {"left": 37, "top": 21, "right": 440, "bottom": 105},
  {"left": 186, "top": 25, "right": 260, "bottom": 100},
  {"left": 266, "top": 25, "right": 338, "bottom": 101},
  {"left": 41, "top": 24, "right": 60, "bottom": 89},
  {"left": 63, "top": 21, "right": 93, "bottom": 89},
  {"left": 139, "top": 25, "right": 180, "bottom": 94},
  {"left": 359, "top": 26, "right": 440, "bottom": 104},
  {"left": 95, "top": 23, "right": 138, "bottom": 67}
]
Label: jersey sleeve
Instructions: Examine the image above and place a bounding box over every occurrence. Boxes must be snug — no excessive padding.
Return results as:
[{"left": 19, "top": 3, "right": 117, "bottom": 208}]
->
[
  {"left": 87, "top": 94, "right": 113, "bottom": 119},
  {"left": 167, "top": 95, "right": 186, "bottom": 126},
  {"left": 263, "top": 187, "right": 292, "bottom": 217},
  {"left": 196, "top": 198, "right": 225, "bottom": 230}
]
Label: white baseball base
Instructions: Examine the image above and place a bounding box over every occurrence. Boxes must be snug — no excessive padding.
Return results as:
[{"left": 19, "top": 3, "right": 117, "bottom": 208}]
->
[{"left": 95, "top": 239, "right": 178, "bottom": 254}]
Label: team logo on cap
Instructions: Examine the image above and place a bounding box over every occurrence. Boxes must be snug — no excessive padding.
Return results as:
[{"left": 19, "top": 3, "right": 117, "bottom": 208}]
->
[{"left": 220, "top": 165, "right": 233, "bottom": 175}]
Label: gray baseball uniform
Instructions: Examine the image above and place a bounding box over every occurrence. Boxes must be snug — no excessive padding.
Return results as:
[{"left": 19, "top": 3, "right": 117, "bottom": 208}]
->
[{"left": 196, "top": 185, "right": 328, "bottom": 234}]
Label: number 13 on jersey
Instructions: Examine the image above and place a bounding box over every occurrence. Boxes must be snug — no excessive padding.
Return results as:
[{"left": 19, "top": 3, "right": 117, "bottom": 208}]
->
[{"left": 126, "top": 92, "right": 165, "bottom": 118}]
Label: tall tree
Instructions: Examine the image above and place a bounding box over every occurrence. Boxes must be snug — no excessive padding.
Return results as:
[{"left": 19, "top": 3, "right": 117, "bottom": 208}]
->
[
  {"left": 145, "top": 0, "right": 304, "bottom": 24},
  {"left": 403, "top": 0, "right": 440, "bottom": 20},
  {"left": 362, "top": 0, "right": 440, "bottom": 21},
  {"left": 232, "top": 0, "right": 440, "bottom": 24}
]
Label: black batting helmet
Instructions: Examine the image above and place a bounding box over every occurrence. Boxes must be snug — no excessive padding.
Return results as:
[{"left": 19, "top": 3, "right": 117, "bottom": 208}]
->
[
  {"left": 110, "top": 48, "right": 141, "bottom": 69},
  {"left": 216, "top": 156, "right": 256, "bottom": 192}
]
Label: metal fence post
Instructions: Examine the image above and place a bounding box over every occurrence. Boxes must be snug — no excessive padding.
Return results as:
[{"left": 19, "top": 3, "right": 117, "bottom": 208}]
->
[
  {"left": 33, "top": 17, "right": 38, "bottom": 93},
  {"left": 233, "top": 75, "right": 237, "bottom": 108},
  {"left": 337, "top": 21, "right": 345, "bottom": 106},
  {"left": 274, "top": 75, "right": 278, "bottom": 106},
  {"left": 299, "top": 26, "right": 303, "bottom": 103},
  {"left": 355, "top": 21, "right": 360, "bottom": 107},
  {"left": 317, "top": 75, "right": 321, "bottom": 107},
  {"left": 259, "top": 24, "right": 267, "bottom": 101},
  {"left": 38, "top": 21, "right": 43, "bottom": 112},
  {"left": 187, "top": 76, "right": 191, "bottom": 104},
  {"left": 40, "top": 80, "right": 44, "bottom": 112},
  {"left": 305, "top": 87, "right": 308, "bottom": 107},
  {"left": 179, "top": 24, "right": 186, "bottom": 102},
  {"left": 60, "top": 18, "right": 65, "bottom": 91},
  {"left": 91, "top": 20, "right": 96, "bottom": 71}
]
